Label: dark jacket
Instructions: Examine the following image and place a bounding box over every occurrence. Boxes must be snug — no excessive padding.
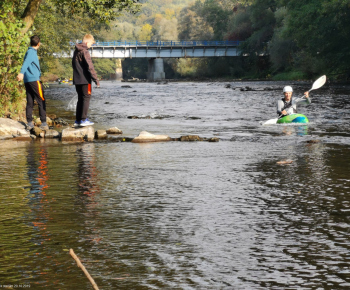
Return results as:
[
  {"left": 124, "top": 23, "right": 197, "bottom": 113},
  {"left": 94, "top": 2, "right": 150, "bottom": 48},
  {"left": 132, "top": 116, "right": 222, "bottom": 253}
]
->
[{"left": 72, "top": 43, "right": 100, "bottom": 86}]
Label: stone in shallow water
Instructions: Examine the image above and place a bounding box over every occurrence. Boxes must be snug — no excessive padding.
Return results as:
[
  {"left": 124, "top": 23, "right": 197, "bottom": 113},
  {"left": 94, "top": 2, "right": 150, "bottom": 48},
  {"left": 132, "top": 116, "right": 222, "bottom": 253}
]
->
[
  {"left": 180, "top": 135, "right": 203, "bottom": 141},
  {"left": 106, "top": 127, "right": 123, "bottom": 134},
  {"left": 95, "top": 130, "right": 107, "bottom": 139},
  {"left": 45, "top": 129, "right": 60, "bottom": 139},
  {"left": 0, "top": 118, "right": 30, "bottom": 138},
  {"left": 132, "top": 131, "right": 171, "bottom": 143},
  {"left": 61, "top": 126, "right": 94, "bottom": 142}
]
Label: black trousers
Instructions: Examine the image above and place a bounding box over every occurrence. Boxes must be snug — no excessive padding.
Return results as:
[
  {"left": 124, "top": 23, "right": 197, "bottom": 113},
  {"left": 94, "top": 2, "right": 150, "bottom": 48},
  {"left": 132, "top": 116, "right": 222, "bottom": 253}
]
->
[
  {"left": 75, "top": 84, "right": 91, "bottom": 122},
  {"left": 25, "top": 81, "right": 46, "bottom": 123}
]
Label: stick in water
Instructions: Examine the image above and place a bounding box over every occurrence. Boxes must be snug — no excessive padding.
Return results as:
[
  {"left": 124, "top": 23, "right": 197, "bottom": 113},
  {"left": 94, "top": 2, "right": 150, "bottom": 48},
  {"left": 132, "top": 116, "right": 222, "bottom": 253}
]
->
[{"left": 69, "top": 249, "right": 100, "bottom": 290}]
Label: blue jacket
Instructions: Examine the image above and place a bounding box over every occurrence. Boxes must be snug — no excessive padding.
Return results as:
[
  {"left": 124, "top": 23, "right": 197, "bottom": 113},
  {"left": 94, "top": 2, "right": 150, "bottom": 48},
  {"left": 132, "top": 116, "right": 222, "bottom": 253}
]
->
[{"left": 20, "top": 47, "right": 41, "bottom": 83}]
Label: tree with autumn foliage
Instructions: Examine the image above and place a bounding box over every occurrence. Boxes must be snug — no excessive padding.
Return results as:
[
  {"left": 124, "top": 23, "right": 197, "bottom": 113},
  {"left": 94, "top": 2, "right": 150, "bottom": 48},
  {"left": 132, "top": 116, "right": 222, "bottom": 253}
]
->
[{"left": 0, "top": 0, "right": 140, "bottom": 118}]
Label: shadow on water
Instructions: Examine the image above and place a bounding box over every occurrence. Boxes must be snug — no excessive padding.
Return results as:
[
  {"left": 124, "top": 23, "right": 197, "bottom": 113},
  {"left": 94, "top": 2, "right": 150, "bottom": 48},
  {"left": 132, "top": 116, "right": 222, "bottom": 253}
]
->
[{"left": 0, "top": 81, "right": 349, "bottom": 289}]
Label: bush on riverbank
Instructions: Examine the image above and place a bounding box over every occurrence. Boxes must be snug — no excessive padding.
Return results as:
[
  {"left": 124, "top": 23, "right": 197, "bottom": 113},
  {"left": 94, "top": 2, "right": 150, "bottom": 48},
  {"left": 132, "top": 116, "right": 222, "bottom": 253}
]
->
[{"left": 0, "top": 3, "right": 28, "bottom": 119}]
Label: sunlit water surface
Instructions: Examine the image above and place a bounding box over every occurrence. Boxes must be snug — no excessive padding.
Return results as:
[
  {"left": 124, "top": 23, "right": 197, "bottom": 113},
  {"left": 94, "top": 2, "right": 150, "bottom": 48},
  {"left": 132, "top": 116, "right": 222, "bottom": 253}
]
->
[{"left": 0, "top": 81, "right": 349, "bottom": 289}]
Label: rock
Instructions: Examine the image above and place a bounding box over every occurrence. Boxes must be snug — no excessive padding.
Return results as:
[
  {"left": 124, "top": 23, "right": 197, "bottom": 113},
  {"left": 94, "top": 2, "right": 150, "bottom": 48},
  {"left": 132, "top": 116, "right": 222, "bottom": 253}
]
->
[
  {"left": 306, "top": 139, "right": 320, "bottom": 144},
  {"left": 276, "top": 160, "right": 293, "bottom": 165},
  {"left": 121, "top": 85, "right": 132, "bottom": 88},
  {"left": 106, "top": 127, "right": 123, "bottom": 134},
  {"left": 61, "top": 126, "right": 94, "bottom": 142},
  {"left": 180, "top": 135, "right": 203, "bottom": 141},
  {"left": 31, "top": 127, "right": 44, "bottom": 137},
  {"left": 45, "top": 129, "right": 60, "bottom": 139},
  {"left": 53, "top": 118, "right": 69, "bottom": 126},
  {"left": 132, "top": 131, "right": 171, "bottom": 143},
  {"left": 95, "top": 130, "right": 107, "bottom": 139},
  {"left": 35, "top": 116, "right": 53, "bottom": 126},
  {"left": 208, "top": 137, "right": 220, "bottom": 142},
  {"left": 225, "top": 84, "right": 231, "bottom": 88},
  {"left": 186, "top": 116, "right": 201, "bottom": 120},
  {"left": 107, "top": 136, "right": 134, "bottom": 142},
  {"left": 0, "top": 118, "right": 30, "bottom": 138}
]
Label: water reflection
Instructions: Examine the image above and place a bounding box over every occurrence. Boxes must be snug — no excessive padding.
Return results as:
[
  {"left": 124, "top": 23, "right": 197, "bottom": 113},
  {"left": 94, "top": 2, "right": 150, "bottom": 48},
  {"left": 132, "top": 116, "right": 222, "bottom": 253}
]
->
[{"left": 253, "top": 143, "right": 350, "bottom": 289}]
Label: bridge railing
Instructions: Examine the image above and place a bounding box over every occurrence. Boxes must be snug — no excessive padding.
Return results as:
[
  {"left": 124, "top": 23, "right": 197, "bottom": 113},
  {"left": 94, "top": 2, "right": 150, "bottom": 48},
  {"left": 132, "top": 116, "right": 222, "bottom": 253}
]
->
[{"left": 69, "top": 40, "right": 241, "bottom": 47}]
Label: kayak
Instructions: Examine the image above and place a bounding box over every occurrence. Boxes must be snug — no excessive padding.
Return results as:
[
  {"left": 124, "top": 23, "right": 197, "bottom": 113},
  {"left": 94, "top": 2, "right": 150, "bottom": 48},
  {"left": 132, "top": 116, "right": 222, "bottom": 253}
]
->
[{"left": 277, "top": 114, "right": 309, "bottom": 124}]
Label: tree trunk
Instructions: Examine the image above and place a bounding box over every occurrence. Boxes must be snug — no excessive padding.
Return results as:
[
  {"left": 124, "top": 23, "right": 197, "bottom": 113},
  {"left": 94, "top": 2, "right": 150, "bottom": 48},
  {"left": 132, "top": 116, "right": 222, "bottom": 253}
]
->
[{"left": 21, "top": 0, "right": 43, "bottom": 33}]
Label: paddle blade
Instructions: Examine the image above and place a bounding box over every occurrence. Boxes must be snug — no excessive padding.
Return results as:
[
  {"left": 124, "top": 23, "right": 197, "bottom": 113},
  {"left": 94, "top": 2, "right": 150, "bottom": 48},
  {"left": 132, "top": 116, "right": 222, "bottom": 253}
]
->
[
  {"left": 310, "top": 75, "right": 326, "bottom": 91},
  {"left": 260, "top": 118, "right": 278, "bottom": 125}
]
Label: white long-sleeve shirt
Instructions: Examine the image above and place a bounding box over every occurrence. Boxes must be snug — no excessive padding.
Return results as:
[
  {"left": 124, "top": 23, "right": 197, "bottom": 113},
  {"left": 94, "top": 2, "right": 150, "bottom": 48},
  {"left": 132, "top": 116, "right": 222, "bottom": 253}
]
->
[{"left": 277, "top": 96, "right": 311, "bottom": 116}]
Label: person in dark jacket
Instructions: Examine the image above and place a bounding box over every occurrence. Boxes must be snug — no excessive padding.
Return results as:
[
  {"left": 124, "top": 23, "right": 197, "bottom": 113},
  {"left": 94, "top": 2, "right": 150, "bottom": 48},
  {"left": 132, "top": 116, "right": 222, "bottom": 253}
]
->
[
  {"left": 17, "top": 35, "right": 48, "bottom": 130},
  {"left": 72, "top": 34, "right": 100, "bottom": 127}
]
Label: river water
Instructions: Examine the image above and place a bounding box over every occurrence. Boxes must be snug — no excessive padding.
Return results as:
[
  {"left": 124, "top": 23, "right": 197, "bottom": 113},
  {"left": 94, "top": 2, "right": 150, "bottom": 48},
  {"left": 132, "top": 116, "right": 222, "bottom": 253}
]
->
[{"left": 0, "top": 81, "right": 349, "bottom": 289}]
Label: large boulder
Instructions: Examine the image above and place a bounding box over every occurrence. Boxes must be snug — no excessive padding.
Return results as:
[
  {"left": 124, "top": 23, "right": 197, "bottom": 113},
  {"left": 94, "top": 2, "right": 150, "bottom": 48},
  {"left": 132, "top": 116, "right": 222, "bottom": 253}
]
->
[
  {"left": 61, "top": 126, "right": 94, "bottom": 142},
  {"left": 0, "top": 118, "right": 30, "bottom": 138},
  {"left": 132, "top": 131, "right": 171, "bottom": 143}
]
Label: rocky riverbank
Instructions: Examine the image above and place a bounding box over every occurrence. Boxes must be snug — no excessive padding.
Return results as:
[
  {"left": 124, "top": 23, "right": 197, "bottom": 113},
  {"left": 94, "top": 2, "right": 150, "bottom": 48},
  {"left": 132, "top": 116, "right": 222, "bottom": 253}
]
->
[{"left": 0, "top": 118, "right": 219, "bottom": 143}]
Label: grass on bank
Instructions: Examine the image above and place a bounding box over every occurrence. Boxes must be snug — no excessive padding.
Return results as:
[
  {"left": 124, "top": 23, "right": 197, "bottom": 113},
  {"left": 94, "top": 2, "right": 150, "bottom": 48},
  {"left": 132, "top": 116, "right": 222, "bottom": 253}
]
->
[{"left": 272, "top": 71, "right": 307, "bottom": 81}]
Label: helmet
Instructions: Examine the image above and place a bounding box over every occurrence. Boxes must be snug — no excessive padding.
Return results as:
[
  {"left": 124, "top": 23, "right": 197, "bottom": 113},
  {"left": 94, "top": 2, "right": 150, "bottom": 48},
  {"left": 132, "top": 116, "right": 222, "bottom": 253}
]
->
[{"left": 283, "top": 86, "right": 293, "bottom": 93}]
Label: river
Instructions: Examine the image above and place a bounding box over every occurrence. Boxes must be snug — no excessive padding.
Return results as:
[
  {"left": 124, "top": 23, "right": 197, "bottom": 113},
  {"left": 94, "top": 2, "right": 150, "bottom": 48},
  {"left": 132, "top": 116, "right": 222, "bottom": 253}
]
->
[{"left": 0, "top": 80, "right": 349, "bottom": 289}]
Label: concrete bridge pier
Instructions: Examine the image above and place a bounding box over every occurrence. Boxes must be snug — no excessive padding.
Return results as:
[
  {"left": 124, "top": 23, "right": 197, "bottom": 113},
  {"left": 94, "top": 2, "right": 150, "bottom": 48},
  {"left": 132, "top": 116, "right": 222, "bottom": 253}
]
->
[
  {"left": 147, "top": 58, "right": 165, "bottom": 81},
  {"left": 115, "top": 59, "right": 123, "bottom": 80}
]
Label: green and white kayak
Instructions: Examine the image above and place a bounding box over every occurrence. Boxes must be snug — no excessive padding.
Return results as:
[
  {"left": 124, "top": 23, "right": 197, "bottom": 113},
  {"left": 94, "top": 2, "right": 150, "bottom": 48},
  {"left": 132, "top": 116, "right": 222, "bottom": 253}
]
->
[{"left": 277, "top": 114, "right": 309, "bottom": 124}]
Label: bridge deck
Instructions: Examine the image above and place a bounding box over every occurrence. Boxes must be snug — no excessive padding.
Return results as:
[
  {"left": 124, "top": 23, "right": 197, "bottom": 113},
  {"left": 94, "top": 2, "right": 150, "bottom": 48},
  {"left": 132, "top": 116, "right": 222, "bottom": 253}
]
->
[
  {"left": 71, "top": 40, "right": 242, "bottom": 58},
  {"left": 90, "top": 40, "right": 241, "bottom": 47}
]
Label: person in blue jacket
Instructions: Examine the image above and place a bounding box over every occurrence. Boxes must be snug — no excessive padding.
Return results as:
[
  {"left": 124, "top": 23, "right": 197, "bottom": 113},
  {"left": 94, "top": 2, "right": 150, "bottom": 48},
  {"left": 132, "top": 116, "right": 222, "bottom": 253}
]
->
[{"left": 17, "top": 35, "right": 48, "bottom": 130}]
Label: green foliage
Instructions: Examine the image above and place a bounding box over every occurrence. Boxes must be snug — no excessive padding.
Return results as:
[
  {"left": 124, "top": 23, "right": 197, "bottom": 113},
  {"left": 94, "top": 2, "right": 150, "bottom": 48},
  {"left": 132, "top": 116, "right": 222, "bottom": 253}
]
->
[
  {"left": 0, "top": 2, "right": 29, "bottom": 118},
  {"left": 0, "top": 0, "right": 141, "bottom": 118},
  {"left": 53, "top": 0, "right": 141, "bottom": 23},
  {"left": 284, "top": 0, "right": 350, "bottom": 78},
  {"left": 272, "top": 71, "right": 307, "bottom": 81},
  {"left": 178, "top": 5, "right": 214, "bottom": 40},
  {"left": 93, "top": 59, "right": 118, "bottom": 79}
]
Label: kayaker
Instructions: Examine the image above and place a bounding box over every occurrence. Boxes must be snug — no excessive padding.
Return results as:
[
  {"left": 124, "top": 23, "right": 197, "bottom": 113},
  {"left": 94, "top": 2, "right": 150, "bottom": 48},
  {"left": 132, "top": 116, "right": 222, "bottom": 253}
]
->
[{"left": 277, "top": 86, "right": 311, "bottom": 116}]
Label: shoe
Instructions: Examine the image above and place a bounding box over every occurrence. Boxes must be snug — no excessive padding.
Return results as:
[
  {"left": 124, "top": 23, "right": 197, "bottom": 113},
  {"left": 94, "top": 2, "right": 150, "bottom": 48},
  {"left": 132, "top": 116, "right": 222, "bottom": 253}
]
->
[
  {"left": 74, "top": 121, "right": 81, "bottom": 127},
  {"left": 80, "top": 118, "right": 94, "bottom": 126},
  {"left": 39, "top": 122, "right": 49, "bottom": 130},
  {"left": 26, "top": 122, "right": 34, "bottom": 130}
]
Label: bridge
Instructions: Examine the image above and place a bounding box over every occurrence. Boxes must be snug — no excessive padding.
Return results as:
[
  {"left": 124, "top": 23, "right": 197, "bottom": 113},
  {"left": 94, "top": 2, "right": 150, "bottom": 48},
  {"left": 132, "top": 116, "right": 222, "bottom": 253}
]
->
[{"left": 69, "top": 40, "right": 242, "bottom": 80}]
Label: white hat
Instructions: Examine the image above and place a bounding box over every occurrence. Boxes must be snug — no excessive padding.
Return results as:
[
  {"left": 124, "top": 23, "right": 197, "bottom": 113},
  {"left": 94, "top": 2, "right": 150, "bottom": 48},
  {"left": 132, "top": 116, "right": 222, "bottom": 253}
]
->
[{"left": 283, "top": 86, "right": 293, "bottom": 92}]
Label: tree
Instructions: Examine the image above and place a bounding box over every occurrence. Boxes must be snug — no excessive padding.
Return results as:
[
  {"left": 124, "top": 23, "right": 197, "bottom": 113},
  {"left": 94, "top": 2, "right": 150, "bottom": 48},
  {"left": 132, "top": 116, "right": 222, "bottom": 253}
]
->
[
  {"left": 178, "top": 5, "right": 214, "bottom": 40},
  {"left": 20, "top": 0, "right": 141, "bottom": 34},
  {"left": 139, "top": 24, "right": 153, "bottom": 41},
  {"left": 0, "top": 2, "right": 28, "bottom": 117},
  {"left": 0, "top": 0, "right": 140, "bottom": 118},
  {"left": 283, "top": 0, "right": 350, "bottom": 78}
]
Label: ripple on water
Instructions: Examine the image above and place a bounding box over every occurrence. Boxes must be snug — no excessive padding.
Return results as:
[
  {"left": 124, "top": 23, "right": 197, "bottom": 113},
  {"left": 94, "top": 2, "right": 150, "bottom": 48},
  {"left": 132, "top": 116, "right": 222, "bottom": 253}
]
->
[{"left": 0, "top": 81, "right": 349, "bottom": 289}]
